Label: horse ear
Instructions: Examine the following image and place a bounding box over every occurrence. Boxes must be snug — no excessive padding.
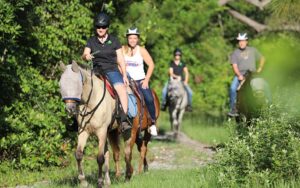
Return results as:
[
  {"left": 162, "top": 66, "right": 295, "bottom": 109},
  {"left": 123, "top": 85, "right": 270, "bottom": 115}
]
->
[
  {"left": 59, "top": 61, "right": 66, "bottom": 71},
  {"left": 71, "top": 60, "right": 80, "bottom": 73}
]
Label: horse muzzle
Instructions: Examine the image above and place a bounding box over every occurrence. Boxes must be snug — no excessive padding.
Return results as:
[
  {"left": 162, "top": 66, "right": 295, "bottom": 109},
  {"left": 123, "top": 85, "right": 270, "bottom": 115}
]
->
[
  {"left": 253, "top": 90, "right": 265, "bottom": 99},
  {"left": 64, "top": 100, "right": 78, "bottom": 116}
]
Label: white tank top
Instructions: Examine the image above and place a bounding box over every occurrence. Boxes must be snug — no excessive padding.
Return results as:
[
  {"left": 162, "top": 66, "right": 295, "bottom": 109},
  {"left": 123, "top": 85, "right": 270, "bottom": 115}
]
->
[{"left": 124, "top": 46, "right": 145, "bottom": 80}]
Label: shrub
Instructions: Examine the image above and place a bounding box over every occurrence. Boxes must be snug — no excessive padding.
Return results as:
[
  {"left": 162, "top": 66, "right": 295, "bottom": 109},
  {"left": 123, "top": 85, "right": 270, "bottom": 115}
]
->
[
  {"left": 0, "top": 67, "right": 72, "bottom": 170},
  {"left": 214, "top": 106, "right": 300, "bottom": 187}
]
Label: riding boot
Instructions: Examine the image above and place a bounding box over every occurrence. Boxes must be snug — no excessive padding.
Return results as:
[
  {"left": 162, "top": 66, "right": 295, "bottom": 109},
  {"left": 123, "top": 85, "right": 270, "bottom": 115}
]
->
[
  {"left": 160, "top": 102, "right": 167, "bottom": 111},
  {"left": 186, "top": 105, "right": 193, "bottom": 112},
  {"left": 160, "top": 98, "right": 169, "bottom": 111},
  {"left": 120, "top": 111, "right": 132, "bottom": 133}
]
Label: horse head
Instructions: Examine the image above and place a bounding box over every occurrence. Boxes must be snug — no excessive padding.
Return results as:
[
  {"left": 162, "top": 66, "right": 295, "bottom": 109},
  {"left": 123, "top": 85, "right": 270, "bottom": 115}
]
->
[
  {"left": 167, "top": 76, "right": 185, "bottom": 103},
  {"left": 59, "top": 60, "right": 88, "bottom": 115},
  {"left": 237, "top": 71, "right": 270, "bottom": 120}
]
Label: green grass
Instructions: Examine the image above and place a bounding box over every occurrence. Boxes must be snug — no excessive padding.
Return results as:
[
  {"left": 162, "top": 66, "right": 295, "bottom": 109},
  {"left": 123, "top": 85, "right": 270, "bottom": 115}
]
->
[
  {"left": 157, "top": 111, "right": 232, "bottom": 145},
  {"left": 0, "top": 138, "right": 209, "bottom": 188},
  {"left": 3, "top": 114, "right": 300, "bottom": 188}
]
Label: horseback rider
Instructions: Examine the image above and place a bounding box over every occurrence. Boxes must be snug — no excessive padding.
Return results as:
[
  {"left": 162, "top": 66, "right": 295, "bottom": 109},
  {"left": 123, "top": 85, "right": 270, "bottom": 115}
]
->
[
  {"left": 82, "top": 12, "right": 131, "bottom": 131},
  {"left": 160, "top": 48, "right": 193, "bottom": 112},
  {"left": 228, "top": 32, "right": 265, "bottom": 117},
  {"left": 122, "top": 27, "right": 158, "bottom": 136}
]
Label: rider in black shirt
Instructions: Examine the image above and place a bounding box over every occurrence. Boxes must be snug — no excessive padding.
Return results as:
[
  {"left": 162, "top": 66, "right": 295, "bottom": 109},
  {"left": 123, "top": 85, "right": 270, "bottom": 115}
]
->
[
  {"left": 82, "top": 12, "right": 130, "bottom": 131},
  {"left": 161, "top": 48, "right": 193, "bottom": 112}
]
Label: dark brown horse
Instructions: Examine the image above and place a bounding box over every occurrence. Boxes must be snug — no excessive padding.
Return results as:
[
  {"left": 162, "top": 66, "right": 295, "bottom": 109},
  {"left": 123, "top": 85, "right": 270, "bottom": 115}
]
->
[
  {"left": 236, "top": 71, "right": 271, "bottom": 123},
  {"left": 109, "top": 84, "right": 160, "bottom": 175}
]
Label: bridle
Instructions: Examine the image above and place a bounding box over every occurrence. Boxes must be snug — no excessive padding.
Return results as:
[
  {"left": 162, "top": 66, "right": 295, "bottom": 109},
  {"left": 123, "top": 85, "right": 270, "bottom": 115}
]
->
[{"left": 64, "top": 68, "right": 107, "bottom": 132}]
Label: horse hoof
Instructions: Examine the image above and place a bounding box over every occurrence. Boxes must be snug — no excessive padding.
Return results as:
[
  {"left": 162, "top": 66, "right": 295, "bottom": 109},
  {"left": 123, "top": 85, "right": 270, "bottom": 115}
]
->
[
  {"left": 97, "top": 181, "right": 104, "bottom": 188},
  {"left": 80, "top": 180, "right": 88, "bottom": 187},
  {"left": 125, "top": 177, "right": 131, "bottom": 182},
  {"left": 144, "top": 166, "right": 148, "bottom": 172}
]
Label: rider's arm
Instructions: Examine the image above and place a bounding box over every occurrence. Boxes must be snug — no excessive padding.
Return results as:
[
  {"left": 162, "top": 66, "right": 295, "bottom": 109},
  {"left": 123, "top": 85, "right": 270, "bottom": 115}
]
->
[
  {"left": 257, "top": 56, "right": 265, "bottom": 73},
  {"left": 183, "top": 67, "right": 189, "bottom": 85},
  {"left": 169, "top": 67, "right": 177, "bottom": 79},
  {"left": 82, "top": 47, "right": 93, "bottom": 61},
  {"left": 232, "top": 64, "right": 244, "bottom": 80},
  {"left": 116, "top": 48, "right": 126, "bottom": 76},
  {"left": 140, "top": 47, "right": 155, "bottom": 82},
  {"left": 116, "top": 48, "right": 129, "bottom": 85}
]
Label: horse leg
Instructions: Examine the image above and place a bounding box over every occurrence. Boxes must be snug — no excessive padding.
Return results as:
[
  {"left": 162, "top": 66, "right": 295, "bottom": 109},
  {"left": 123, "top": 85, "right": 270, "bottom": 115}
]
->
[
  {"left": 123, "top": 135, "right": 133, "bottom": 181},
  {"left": 75, "top": 131, "right": 89, "bottom": 187},
  {"left": 108, "top": 129, "right": 121, "bottom": 178},
  {"left": 135, "top": 133, "right": 144, "bottom": 174},
  {"left": 169, "top": 110, "right": 174, "bottom": 132},
  {"left": 95, "top": 130, "right": 108, "bottom": 188},
  {"left": 141, "top": 131, "right": 151, "bottom": 172},
  {"left": 172, "top": 109, "right": 179, "bottom": 139},
  {"left": 177, "top": 109, "right": 185, "bottom": 133},
  {"left": 104, "top": 141, "right": 111, "bottom": 186}
]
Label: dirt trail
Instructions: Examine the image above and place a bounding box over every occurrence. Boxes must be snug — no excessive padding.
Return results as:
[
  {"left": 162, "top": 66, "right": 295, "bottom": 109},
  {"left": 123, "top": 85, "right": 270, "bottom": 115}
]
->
[{"left": 149, "top": 131, "right": 215, "bottom": 170}]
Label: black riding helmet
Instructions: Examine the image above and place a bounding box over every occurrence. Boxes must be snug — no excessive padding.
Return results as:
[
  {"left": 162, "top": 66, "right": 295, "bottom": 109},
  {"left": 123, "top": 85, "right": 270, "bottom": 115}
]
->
[
  {"left": 173, "top": 48, "right": 182, "bottom": 56},
  {"left": 94, "top": 12, "right": 110, "bottom": 27}
]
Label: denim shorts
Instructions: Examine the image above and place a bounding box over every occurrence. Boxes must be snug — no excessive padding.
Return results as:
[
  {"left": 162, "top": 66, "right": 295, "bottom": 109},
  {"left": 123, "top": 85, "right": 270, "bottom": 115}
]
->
[{"left": 105, "top": 70, "right": 124, "bottom": 86}]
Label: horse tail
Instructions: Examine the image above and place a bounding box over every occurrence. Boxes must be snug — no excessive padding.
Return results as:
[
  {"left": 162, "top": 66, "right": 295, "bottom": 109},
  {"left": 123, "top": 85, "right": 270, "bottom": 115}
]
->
[{"left": 151, "top": 90, "right": 160, "bottom": 120}]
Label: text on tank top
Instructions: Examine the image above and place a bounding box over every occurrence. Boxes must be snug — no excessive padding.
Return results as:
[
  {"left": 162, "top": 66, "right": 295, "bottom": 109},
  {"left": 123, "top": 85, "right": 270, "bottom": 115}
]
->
[{"left": 124, "top": 45, "right": 146, "bottom": 80}]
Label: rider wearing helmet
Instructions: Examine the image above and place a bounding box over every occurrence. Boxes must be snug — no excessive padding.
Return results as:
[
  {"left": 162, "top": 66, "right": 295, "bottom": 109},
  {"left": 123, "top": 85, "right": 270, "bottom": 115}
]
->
[
  {"left": 161, "top": 48, "right": 193, "bottom": 112},
  {"left": 228, "top": 32, "right": 265, "bottom": 117},
  {"left": 122, "top": 27, "right": 158, "bottom": 136},
  {"left": 82, "top": 12, "right": 131, "bottom": 131}
]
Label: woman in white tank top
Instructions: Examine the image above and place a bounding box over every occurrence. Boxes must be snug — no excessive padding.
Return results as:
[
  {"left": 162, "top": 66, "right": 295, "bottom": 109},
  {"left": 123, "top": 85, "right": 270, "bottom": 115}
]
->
[{"left": 122, "top": 27, "right": 158, "bottom": 136}]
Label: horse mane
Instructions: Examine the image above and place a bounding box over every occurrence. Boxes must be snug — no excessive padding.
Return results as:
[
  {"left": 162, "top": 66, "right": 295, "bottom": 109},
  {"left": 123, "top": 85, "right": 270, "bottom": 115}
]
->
[{"left": 69, "top": 60, "right": 91, "bottom": 71}]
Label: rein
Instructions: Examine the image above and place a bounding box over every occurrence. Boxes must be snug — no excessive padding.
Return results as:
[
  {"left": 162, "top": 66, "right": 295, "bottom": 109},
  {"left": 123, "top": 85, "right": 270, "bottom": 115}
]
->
[{"left": 78, "top": 70, "right": 107, "bottom": 132}]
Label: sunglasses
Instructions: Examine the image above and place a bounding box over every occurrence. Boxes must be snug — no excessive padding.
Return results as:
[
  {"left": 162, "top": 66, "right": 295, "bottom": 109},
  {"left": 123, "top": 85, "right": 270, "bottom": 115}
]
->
[{"left": 96, "top": 25, "right": 108, "bottom": 29}]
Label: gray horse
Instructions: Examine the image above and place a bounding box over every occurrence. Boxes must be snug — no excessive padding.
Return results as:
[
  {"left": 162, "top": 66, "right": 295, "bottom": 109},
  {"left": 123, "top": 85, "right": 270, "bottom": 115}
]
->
[
  {"left": 59, "top": 61, "right": 133, "bottom": 187},
  {"left": 167, "top": 77, "right": 188, "bottom": 139}
]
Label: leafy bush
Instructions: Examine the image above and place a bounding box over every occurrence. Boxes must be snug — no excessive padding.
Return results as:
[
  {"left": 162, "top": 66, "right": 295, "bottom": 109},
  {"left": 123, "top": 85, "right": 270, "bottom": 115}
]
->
[
  {"left": 214, "top": 106, "right": 300, "bottom": 187},
  {"left": 0, "top": 66, "right": 72, "bottom": 170}
]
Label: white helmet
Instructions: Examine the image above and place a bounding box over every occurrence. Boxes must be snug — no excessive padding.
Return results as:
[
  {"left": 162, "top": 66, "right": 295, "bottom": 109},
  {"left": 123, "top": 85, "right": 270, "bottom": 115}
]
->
[
  {"left": 236, "top": 33, "right": 248, "bottom": 40},
  {"left": 126, "top": 27, "right": 140, "bottom": 36}
]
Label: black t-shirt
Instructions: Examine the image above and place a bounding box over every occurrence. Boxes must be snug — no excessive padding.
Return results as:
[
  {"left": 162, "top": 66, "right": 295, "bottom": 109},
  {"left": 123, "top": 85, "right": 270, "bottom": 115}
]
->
[
  {"left": 86, "top": 35, "right": 121, "bottom": 73},
  {"left": 170, "top": 61, "right": 186, "bottom": 78}
]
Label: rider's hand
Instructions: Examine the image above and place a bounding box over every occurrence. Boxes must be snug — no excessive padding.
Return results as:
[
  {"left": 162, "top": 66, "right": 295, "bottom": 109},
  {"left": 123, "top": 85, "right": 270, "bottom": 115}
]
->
[
  {"left": 85, "top": 53, "right": 94, "bottom": 61},
  {"left": 238, "top": 75, "right": 244, "bottom": 81},
  {"left": 123, "top": 76, "right": 129, "bottom": 86},
  {"left": 141, "top": 78, "right": 149, "bottom": 89}
]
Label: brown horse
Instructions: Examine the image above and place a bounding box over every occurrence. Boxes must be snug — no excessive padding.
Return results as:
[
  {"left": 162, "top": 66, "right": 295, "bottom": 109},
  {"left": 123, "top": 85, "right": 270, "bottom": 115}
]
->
[
  {"left": 236, "top": 71, "right": 271, "bottom": 124},
  {"left": 109, "top": 81, "right": 160, "bottom": 174},
  {"left": 59, "top": 61, "right": 133, "bottom": 187}
]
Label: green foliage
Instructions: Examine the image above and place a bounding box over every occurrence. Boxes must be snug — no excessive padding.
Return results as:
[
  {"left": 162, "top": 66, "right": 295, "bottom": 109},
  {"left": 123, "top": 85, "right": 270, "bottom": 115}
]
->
[
  {"left": 214, "top": 106, "right": 300, "bottom": 187},
  {"left": 269, "top": 0, "right": 300, "bottom": 26},
  {"left": 0, "top": 67, "right": 69, "bottom": 170},
  {"left": 30, "top": 0, "right": 93, "bottom": 71}
]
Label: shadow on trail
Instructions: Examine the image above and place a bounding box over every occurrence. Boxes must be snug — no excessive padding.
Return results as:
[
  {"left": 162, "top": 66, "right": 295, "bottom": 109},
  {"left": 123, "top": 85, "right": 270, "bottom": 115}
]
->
[{"left": 51, "top": 169, "right": 128, "bottom": 187}]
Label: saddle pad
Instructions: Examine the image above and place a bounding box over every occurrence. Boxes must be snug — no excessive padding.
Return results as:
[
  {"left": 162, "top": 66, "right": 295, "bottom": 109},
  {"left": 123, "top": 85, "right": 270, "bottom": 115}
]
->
[{"left": 99, "top": 76, "right": 116, "bottom": 99}]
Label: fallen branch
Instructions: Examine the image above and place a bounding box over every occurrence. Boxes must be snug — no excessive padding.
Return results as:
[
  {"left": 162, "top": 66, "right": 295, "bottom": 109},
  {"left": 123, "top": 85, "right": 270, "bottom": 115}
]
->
[{"left": 228, "top": 9, "right": 268, "bottom": 32}]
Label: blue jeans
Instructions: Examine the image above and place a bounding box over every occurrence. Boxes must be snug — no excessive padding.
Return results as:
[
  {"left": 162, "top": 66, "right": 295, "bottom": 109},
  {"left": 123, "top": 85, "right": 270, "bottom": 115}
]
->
[
  {"left": 161, "top": 81, "right": 193, "bottom": 106},
  {"left": 136, "top": 80, "right": 156, "bottom": 121},
  {"left": 229, "top": 76, "right": 240, "bottom": 111},
  {"left": 105, "top": 70, "right": 124, "bottom": 86}
]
